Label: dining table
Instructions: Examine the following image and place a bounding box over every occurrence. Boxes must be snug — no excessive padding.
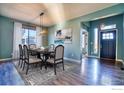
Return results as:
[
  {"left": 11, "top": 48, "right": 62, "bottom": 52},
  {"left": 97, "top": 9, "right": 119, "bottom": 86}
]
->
[{"left": 29, "top": 48, "right": 55, "bottom": 69}]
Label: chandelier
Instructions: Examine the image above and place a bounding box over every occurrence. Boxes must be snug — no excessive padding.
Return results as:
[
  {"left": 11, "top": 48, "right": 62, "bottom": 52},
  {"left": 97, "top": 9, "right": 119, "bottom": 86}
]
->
[{"left": 40, "top": 12, "right": 46, "bottom": 35}]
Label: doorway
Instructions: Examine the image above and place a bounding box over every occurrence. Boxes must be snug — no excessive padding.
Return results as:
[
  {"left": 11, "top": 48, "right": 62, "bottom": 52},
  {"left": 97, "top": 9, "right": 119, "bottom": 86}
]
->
[{"left": 100, "top": 30, "right": 116, "bottom": 60}]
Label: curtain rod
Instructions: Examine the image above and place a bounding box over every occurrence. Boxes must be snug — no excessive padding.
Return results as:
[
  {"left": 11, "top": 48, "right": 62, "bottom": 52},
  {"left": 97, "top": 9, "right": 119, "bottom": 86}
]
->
[{"left": 11, "top": 18, "right": 39, "bottom": 26}]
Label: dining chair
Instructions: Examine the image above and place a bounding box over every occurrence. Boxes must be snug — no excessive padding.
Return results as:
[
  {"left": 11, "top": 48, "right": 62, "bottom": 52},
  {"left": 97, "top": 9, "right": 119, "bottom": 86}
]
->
[
  {"left": 49, "top": 44, "right": 55, "bottom": 58},
  {"left": 18, "top": 44, "right": 24, "bottom": 68},
  {"left": 23, "top": 45, "right": 42, "bottom": 74},
  {"left": 46, "top": 45, "right": 64, "bottom": 75},
  {"left": 29, "top": 44, "right": 37, "bottom": 56},
  {"left": 29, "top": 44, "right": 36, "bottom": 49},
  {"left": 49, "top": 44, "right": 55, "bottom": 50}
]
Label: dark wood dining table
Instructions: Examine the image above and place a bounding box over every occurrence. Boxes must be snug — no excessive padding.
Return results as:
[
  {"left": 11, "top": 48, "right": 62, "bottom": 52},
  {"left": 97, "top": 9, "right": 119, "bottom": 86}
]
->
[{"left": 29, "top": 48, "right": 55, "bottom": 69}]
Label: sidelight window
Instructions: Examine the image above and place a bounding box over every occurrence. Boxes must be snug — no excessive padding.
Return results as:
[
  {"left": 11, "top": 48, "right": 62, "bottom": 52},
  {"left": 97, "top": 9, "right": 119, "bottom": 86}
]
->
[{"left": 94, "top": 28, "right": 98, "bottom": 54}]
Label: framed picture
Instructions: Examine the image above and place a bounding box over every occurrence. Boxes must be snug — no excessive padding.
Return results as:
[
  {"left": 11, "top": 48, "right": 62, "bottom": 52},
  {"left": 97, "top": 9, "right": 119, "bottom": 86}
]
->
[{"left": 55, "top": 28, "right": 72, "bottom": 44}]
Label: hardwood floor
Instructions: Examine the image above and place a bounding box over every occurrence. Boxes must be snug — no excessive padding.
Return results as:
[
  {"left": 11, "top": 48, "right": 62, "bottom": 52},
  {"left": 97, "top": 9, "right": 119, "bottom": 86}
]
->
[
  {"left": 0, "top": 58, "right": 124, "bottom": 85},
  {"left": 43, "top": 58, "right": 124, "bottom": 85}
]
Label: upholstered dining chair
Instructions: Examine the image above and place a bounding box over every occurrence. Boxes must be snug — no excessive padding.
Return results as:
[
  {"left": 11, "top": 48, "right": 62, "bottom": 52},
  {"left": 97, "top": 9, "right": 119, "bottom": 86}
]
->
[
  {"left": 29, "top": 44, "right": 36, "bottom": 49},
  {"left": 18, "top": 44, "right": 24, "bottom": 68},
  {"left": 46, "top": 45, "right": 64, "bottom": 75},
  {"left": 29, "top": 44, "right": 37, "bottom": 56},
  {"left": 49, "top": 44, "right": 55, "bottom": 58},
  {"left": 23, "top": 45, "right": 42, "bottom": 74},
  {"left": 49, "top": 44, "right": 55, "bottom": 50}
]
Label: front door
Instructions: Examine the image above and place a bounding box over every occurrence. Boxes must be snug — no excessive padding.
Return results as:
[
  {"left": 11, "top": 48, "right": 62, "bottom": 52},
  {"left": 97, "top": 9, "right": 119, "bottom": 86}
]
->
[{"left": 100, "top": 30, "right": 116, "bottom": 59}]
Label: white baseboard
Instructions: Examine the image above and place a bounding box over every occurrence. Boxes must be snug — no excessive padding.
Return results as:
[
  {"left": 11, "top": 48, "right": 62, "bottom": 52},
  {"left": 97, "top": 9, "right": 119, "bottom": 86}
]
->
[
  {"left": 64, "top": 57, "right": 80, "bottom": 63},
  {"left": 117, "top": 59, "right": 124, "bottom": 65},
  {"left": 116, "top": 59, "right": 123, "bottom": 62},
  {"left": 88, "top": 55, "right": 100, "bottom": 58},
  {"left": 88, "top": 56, "right": 123, "bottom": 62},
  {"left": 0, "top": 58, "right": 12, "bottom": 62}
]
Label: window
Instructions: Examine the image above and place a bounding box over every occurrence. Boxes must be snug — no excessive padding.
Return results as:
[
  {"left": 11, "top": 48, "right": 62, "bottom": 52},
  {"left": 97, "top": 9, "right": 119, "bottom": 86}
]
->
[
  {"left": 82, "top": 33, "right": 85, "bottom": 48},
  {"left": 102, "top": 33, "right": 114, "bottom": 40},
  {"left": 100, "top": 24, "right": 116, "bottom": 30},
  {"left": 94, "top": 28, "right": 98, "bottom": 54},
  {"left": 21, "top": 28, "right": 36, "bottom": 45},
  {"left": 29, "top": 30, "right": 37, "bottom": 44}
]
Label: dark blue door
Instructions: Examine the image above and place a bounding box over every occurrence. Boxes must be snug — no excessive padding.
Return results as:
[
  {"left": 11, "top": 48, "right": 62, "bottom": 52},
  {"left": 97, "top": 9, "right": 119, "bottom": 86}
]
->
[{"left": 100, "top": 31, "right": 116, "bottom": 59}]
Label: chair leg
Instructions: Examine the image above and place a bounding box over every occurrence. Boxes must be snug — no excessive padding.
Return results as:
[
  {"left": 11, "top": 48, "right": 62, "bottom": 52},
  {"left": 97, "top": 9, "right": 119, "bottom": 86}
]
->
[
  {"left": 53, "top": 64, "right": 56, "bottom": 75},
  {"left": 45, "top": 61, "right": 47, "bottom": 70},
  {"left": 22, "top": 62, "right": 25, "bottom": 71},
  {"left": 45, "top": 55, "right": 49, "bottom": 70},
  {"left": 20, "top": 60, "right": 23, "bottom": 68},
  {"left": 62, "top": 61, "right": 64, "bottom": 70},
  {"left": 40, "top": 62, "right": 42, "bottom": 70},
  {"left": 18, "top": 59, "right": 20, "bottom": 67},
  {"left": 26, "top": 64, "right": 29, "bottom": 75}
]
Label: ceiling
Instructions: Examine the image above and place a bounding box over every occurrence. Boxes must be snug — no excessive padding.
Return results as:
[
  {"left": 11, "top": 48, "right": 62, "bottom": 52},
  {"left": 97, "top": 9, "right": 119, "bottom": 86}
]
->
[{"left": 0, "top": 3, "right": 117, "bottom": 26}]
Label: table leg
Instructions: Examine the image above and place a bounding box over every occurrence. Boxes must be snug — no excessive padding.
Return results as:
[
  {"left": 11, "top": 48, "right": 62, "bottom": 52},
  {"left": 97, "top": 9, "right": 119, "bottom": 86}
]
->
[
  {"left": 44, "top": 55, "right": 48, "bottom": 70},
  {"left": 44, "top": 54, "right": 49, "bottom": 70}
]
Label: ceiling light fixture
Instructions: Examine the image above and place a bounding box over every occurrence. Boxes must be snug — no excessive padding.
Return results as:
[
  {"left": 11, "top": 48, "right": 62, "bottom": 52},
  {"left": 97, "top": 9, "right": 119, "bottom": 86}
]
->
[{"left": 40, "top": 12, "right": 46, "bottom": 35}]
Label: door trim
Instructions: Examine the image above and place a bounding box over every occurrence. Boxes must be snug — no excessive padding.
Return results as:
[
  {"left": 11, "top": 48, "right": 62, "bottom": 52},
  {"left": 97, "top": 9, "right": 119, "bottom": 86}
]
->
[{"left": 99, "top": 29, "right": 118, "bottom": 60}]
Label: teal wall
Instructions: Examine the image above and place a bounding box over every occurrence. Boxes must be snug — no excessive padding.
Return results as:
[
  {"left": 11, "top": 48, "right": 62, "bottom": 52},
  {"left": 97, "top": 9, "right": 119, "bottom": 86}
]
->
[
  {"left": 89, "top": 14, "right": 123, "bottom": 60},
  {"left": 48, "top": 4, "right": 124, "bottom": 61},
  {"left": 0, "top": 15, "right": 49, "bottom": 59},
  {"left": 1, "top": 3, "right": 124, "bottom": 61},
  {"left": 48, "top": 21, "right": 81, "bottom": 60},
  {"left": 0, "top": 16, "right": 14, "bottom": 59}
]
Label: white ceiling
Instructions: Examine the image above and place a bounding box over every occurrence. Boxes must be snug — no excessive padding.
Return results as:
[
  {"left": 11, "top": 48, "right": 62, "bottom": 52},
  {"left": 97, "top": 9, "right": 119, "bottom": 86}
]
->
[{"left": 0, "top": 3, "right": 116, "bottom": 26}]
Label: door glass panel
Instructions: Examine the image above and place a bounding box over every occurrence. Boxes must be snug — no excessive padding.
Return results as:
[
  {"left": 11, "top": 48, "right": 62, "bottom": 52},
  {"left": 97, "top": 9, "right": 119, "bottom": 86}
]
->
[
  {"left": 106, "top": 33, "right": 110, "bottom": 39},
  {"left": 102, "top": 34, "right": 105, "bottom": 37},
  {"left": 109, "top": 33, "right": 113, "bottom": 39},
  {"left": 102, "top": 32, "right": 114, "bottom": 40},
  {"left": 102, "top": 36, "right": 106, "bottom": 39}
]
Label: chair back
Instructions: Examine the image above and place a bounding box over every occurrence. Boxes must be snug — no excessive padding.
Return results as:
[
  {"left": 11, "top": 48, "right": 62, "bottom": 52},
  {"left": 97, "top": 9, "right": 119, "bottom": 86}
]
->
[
  {"left": 29, "top": 44, "right": 36, "bottom": 49},
  {"left": 49, "top": 44, "right": 55, "bottom": 50},
  {"left": 23, "top": 45, "right": 29, "bottom": 60},
  {"left": 19, "top": 44, "right": 23, "bottom": 58},
  {"left": 55, "top": 45, "right": 64, "bottom": 60}
]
